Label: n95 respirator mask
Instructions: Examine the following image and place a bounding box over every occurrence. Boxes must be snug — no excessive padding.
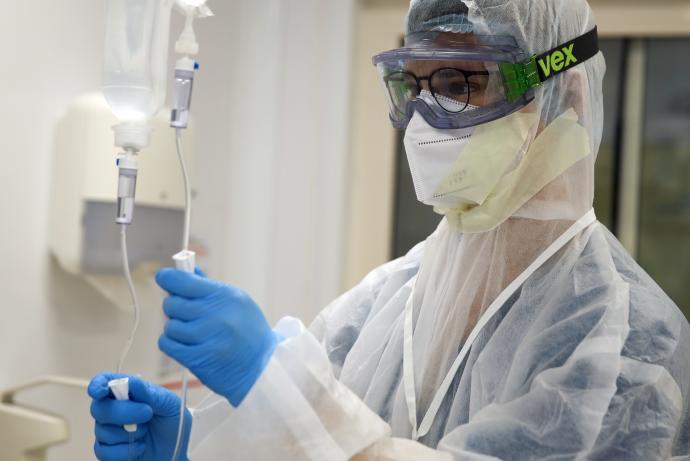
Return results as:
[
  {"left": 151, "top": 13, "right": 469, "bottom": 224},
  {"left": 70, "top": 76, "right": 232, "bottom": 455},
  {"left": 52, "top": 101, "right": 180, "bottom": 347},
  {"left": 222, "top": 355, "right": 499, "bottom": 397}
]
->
[{"left": 403, "top": 107, "right": 528, "bottom": 211}]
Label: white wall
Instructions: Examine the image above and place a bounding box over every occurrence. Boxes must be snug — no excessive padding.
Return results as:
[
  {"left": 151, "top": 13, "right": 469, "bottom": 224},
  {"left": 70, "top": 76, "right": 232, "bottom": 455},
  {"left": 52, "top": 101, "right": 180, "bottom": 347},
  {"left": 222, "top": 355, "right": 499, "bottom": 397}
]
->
[
  {"left": 1, "top": 2, "right": 113, "bottom": 460},
  {"left": 345, "top": 1, "right": 408, "bottom": 289},
  {"left": 0, "top": 0, "right": 354, "bottom": 459},
  {"left": 205, "top": 0, "right": 355, "bottom": 322}
]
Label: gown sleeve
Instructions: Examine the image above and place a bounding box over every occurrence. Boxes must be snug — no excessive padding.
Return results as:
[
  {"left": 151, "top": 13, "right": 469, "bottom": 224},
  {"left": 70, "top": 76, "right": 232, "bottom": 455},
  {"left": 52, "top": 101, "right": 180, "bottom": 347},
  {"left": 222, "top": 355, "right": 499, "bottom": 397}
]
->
[
  {"left": 188, "top": 317, "right": 452, "bottom": 460},
  {"left": 186, "top": 244, "right": 454, "bottom": 460}
]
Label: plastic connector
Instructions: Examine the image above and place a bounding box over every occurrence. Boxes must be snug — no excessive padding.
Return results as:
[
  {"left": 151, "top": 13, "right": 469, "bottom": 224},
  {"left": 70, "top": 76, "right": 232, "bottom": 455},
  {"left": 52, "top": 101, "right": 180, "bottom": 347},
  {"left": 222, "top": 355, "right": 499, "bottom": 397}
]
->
[
  {"left": 108, "top": 378, "right": 137, "bottom": 432},
  {"left": 112, "top": 122, "right": 151, "bottom": 150},
  {"left": 173, "top": 250, "right": 196, "bottom": 273},
  {"left": 175, "top": 13, "right": 199, "bottom": 55}
]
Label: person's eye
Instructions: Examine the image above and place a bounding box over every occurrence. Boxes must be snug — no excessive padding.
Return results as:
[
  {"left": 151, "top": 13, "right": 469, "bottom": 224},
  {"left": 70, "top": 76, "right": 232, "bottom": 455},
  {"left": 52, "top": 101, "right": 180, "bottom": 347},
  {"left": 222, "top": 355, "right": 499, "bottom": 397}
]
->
[
  {"left": 447, "top": 82, "right": 469, "bottom": 95},
  {"left": 468, "top": 82, "right": 482, "bottom": 93}
]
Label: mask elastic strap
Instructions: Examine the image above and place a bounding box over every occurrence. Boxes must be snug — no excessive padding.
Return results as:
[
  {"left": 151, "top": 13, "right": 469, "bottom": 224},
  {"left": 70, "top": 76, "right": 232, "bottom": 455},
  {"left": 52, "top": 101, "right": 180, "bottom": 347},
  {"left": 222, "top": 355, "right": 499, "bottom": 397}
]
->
[{"left": 501, "top": 26, "right": 600, "bottom": 103}]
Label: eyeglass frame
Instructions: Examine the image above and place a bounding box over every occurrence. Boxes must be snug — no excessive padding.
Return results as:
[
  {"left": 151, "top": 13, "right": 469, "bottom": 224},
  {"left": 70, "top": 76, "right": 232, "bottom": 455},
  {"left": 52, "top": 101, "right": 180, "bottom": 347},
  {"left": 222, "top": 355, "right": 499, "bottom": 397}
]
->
[{"left": 383, "top": 67, "right": 492, "bottom": 115}]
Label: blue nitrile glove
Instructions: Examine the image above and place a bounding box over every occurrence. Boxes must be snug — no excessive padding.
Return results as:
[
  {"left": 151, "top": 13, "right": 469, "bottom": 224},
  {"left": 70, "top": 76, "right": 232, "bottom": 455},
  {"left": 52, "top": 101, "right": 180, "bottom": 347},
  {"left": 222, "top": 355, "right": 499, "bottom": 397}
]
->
[
  {"left": 156, "top": 268, "right": 281, "bottom": 407},
  {"left": 88, "top": 373, "right": 192, "bottom": 461}
]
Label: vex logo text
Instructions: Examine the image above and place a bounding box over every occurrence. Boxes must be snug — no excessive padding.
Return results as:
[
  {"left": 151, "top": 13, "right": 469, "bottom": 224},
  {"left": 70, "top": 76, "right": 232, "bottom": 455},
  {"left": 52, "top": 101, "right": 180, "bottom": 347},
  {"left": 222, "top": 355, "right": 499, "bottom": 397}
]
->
[{"left": 538, "top": 44, "right": 578, "bottom": 77}]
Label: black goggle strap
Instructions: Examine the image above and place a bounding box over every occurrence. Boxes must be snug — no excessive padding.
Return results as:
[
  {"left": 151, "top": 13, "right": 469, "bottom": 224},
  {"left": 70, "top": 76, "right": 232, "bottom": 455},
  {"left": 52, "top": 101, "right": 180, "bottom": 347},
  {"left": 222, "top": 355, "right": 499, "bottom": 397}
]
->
[{"left": 501, "top": 26, "right": 600, "bottom": 103}]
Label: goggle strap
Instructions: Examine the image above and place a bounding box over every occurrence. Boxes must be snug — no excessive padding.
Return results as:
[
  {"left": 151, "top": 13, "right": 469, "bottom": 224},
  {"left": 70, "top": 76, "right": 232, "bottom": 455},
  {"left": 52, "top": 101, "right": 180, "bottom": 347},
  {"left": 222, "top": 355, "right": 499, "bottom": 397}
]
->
[{"left": 502, "top": 26, "right": 600, "bottom": 102}]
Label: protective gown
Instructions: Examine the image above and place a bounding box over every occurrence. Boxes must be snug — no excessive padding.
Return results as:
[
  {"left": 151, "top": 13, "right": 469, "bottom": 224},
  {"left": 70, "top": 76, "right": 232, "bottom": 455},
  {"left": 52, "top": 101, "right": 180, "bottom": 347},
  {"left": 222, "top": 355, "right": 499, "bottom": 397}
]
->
[{"left": 188, "top": 0, "right": 690, "bottom": 459}]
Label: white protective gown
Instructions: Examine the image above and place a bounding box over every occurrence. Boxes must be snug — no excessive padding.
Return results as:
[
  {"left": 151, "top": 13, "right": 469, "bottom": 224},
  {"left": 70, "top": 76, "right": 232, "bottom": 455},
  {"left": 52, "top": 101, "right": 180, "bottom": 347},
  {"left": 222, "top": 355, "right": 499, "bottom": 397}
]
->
[
  {"left": 187, "top": 215, "right": 690, "bottom": 461},
  {"left": 187, "top": 0, "right": 690, "bottom": 459}
]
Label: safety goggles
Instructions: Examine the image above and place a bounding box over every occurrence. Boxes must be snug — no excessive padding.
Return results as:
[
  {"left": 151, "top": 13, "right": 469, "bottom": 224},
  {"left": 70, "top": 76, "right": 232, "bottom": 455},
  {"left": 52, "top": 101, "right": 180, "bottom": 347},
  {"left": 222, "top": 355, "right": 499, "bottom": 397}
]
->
[{"left": 373, "top": 27, "right": 599, "bottom": 130}]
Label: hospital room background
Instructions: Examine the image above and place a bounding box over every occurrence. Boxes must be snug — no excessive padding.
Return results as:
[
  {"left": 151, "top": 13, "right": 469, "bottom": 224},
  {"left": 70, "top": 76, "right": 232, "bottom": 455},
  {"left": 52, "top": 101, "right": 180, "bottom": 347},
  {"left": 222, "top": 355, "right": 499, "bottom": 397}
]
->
[{"left": 1, "top": 0, "right": 689, "bottom": 459}]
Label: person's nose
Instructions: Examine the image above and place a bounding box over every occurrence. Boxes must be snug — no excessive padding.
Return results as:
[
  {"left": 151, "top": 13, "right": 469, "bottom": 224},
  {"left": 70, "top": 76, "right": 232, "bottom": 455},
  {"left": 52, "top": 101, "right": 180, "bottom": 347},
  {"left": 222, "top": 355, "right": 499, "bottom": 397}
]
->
[{"left": 419, "top": 77, "right": 431, "bottom": 92}]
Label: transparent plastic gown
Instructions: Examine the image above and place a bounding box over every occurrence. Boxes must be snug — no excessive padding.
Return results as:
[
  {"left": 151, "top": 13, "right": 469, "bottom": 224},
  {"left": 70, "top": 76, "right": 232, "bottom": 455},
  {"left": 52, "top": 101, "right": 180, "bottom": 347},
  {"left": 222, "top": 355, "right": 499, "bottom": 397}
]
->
[{"left": 187, "top": 219, "right": 690, "bottom": 460}]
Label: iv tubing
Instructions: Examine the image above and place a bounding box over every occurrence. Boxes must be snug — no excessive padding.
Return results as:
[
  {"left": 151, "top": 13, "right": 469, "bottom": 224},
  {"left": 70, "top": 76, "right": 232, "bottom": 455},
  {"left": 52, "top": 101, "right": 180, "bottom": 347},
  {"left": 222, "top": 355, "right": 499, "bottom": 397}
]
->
[
  {"left": 117, "top": 224, "right": 141, "bottom": 374},
  {"left": 176, "top": 128, "right": 192, "bottom": 252},
  {"left": 171, "top": 127, "right": 192, "bottom": 461}
]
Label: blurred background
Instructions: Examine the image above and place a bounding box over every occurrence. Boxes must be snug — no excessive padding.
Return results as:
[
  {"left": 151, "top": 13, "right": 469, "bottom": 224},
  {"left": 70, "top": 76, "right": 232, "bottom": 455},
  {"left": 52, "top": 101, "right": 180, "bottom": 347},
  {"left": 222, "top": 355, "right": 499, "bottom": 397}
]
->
[{"left": 0, "top": 0, "right": 688, "bottom": 459}]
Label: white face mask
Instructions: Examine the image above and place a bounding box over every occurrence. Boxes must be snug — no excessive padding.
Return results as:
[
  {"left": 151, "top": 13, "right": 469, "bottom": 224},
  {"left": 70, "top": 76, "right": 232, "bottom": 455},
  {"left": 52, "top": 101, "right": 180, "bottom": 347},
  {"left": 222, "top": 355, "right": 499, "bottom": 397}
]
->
[
  {"left": 403, "top": 108, "right": 511, "bottom": 210},
  {"left": 403, "top": 111, "right": 475, "bottom": 208},
  {"left": 404, "top": 107, "right": 592, "bottom": 233}
]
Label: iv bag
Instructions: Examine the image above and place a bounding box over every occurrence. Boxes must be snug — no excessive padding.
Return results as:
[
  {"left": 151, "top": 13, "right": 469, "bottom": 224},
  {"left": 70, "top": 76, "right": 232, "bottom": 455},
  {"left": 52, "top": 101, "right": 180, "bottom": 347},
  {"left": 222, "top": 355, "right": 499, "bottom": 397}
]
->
[{"left": 103, "top": 0, "right": 173, "bottom": 123}]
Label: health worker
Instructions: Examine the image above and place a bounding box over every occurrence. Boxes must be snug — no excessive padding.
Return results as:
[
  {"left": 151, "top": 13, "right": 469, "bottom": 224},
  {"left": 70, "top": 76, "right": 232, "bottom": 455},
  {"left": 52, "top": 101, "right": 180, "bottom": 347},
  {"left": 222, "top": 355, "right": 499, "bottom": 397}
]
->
[{"left": 88, "top": 0, "right": 690, "bottom": 459}]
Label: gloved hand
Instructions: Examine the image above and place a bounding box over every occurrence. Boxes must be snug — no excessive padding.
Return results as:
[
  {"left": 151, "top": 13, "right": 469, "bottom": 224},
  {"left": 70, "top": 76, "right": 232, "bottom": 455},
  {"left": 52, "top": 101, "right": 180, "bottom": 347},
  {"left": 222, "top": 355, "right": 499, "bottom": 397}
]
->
[
  {"left": 88, "top": 373, "right": 192, "bottom": 461},
  {"left": 156, "top": 268, "right": 281, "bottom": 407}
]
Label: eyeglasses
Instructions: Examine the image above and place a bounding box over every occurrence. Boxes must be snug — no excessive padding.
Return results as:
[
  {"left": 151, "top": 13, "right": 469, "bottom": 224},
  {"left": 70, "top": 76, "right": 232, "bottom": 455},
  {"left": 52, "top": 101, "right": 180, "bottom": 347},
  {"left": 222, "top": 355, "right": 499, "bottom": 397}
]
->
[{"left": 383, "top": 67, "right": 491, "bottom": 115}]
